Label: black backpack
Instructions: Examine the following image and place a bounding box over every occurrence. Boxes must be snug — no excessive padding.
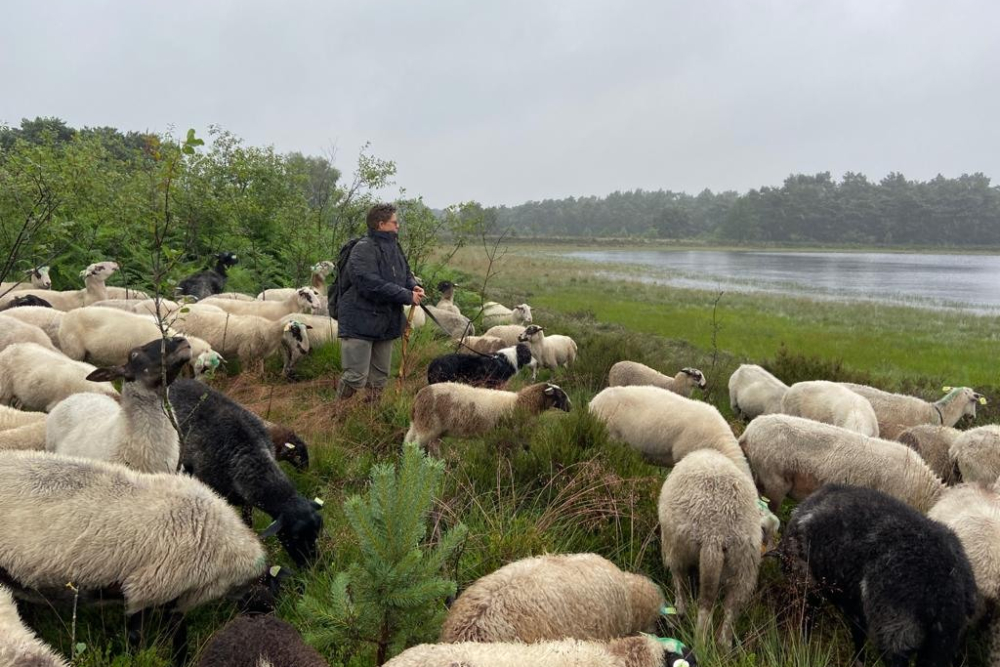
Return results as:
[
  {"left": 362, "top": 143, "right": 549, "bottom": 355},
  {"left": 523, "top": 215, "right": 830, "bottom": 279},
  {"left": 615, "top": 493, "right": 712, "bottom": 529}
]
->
[{"left": 327, "top": 236, "right": 363, "bottom": 319}]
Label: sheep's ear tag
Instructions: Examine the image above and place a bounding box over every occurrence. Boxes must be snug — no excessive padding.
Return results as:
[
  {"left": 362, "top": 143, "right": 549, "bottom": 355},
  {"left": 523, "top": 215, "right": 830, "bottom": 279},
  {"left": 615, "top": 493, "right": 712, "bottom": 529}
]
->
[
  {"left": 313, "top": 497, "right": 324, "bottom": 507},
  {"left": 269, "top": 565, "right": 282, "bottom": 578},
  {"left": 757, "top": 498, "right": 769, "bottom": 511},
  {"left": 284, "top": 442, "right": 296, "bottom": 450},
  {"left": 942, "top": 386, "right": 953, "bottom": 392},
  {"left": 641, "top": 634, "right": 685, "bottom": 653},
  {"left": 672, "top": 660, "right": 690, "bottom": 667},
  {"left": 979, "top": 397, "right": 988, "bottom": 405},
  {"left": 659, "top": 604, "right": 677, "bottom": 616}
]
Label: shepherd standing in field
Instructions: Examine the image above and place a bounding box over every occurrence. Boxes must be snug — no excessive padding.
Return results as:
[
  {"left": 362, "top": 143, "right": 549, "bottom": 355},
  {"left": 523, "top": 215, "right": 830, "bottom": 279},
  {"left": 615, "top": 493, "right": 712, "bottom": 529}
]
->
[{"left": 335, "top": 203, "right": 424, "bottom": 402}]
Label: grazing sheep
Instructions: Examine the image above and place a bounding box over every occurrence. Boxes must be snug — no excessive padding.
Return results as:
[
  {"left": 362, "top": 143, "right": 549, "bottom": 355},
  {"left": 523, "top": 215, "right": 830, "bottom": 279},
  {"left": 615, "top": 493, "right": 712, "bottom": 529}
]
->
[
  {"left": 440, "top": 553, "right": 664, "bottom": 643},
  {"left": 0, "top": 294, "right": 52, "bottom": 311},
  {"left": 481, "top": 301, "right": 533, "bottom": 328},
  {"left": 195, "top": 614, "right": 327, "bottom": 667},
  {"left": 0, "top": 585, "right": 69, "bottom": 667},
  {"left": 434, "top": 280, "right": 461, "bottom": 314},
  {"left": 483, "top": 324, "right": 527, "bottom": 346},
  {"left": 0, "top": 314, "right": 56, "bottom": 352},
  {"left": 404, "top": 382, "right": 571, "bottom": 456},
  {"left": 949, "top": 425, "right": 1000, "bottom": 484},
  {"left": 261, "top": 419, "right": 310, "bottom": 471},
  {"left": 171, "top": 308, "right": 312, "bottom": 377},
  {"left": 203, "top": 287, "right": 321, "bottom": 321},
  {"left": 389, "top": 636, "right": 695, "bottom": 667},
  {"left": 422, "top": 304, "right": 475, "bottom": 338},
  {"left": 608, "top": 362, "right": 707, "bottom": 397},
  {"left": 0, "top": 420, "right": 47, "bottom": 451},
  {"left": 426, "top": 343, "right": 534, "bottom": 389},
  {"left": 169, "top": 379, "right": 324, "bottom": 567},
  {"left": 258, "top": 260, "right": 336, "bottom": 301},
  {"left": 0, "top": 306, "right": 63, "bottom": 347},
  {"left": 739, "top": 414, "right": 946, "bottom": 513},
  {"left": 898, "top": 424, "right": 963, "bottom": 484},
  {"left": 456, "top": 334, "right": 507, "bottom": 356},
  {"left": 46, "top": 337, "right": 191, "bottom": 473},
  {"left": 659, "top": 449, "right": 777, "bottom": 647},
  {"left": 279, "top": 312, "right": 338, "bottom": 347},
  {"left": 0, "top": 342, "right": 118, "bottom": 411},
  {"left": 840, "top": 383, "right": 984, "bottom": 440},
  {"left": 0, "top": 266, "right": 51, "bottom": 294},
  {"left": 0, "top": 450, "right": 267, "bottom": 662},
  {"left": 518, "top": 324, "right": 577, "bottom": 378},
  {"left": 727, "top": 364, "right": 788, "bottom": 420},
  {"left": 780, "top": 380, "right": 880, "bottom": 437},
  {"left": 0, "top": 261, "right": 119, "bottom": 311},
  {"left": 776, "top": 484, "right": 976, "bottom": 667},
  {"left": 177, "top": 251, "right": 239, "bottom": 300},
  {"left": 589, "top": 385, "right": 752, "bottom": 479}
]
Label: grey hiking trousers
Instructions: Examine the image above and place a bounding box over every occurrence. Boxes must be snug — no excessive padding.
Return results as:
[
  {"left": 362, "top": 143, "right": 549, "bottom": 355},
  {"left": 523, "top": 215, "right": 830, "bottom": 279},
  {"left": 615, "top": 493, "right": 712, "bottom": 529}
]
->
[{"left": 338, "top": 338, "right": 394, "bottom": 397}]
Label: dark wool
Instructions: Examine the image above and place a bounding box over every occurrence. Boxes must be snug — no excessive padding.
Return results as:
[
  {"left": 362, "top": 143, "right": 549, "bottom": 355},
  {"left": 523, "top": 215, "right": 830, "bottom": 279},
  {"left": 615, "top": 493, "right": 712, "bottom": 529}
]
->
[
  {"left": 427, "top": 343, "right": 532, "bottom": 389},
  {"left": 0, "top": 294, "right": 51, "bottom": 311},
  {"left": 169, "top": 380, "right": 322, "bottom": 567},
  {"left": 266, "top": 423, "right": 310, "bottom": 471},
  {"left": 195, "top": 615, "right": 327, "bottom": 667},
  {"left": 778, "top": 484, "right": 976, "bottom": 667},
  {"left": 177, "top": 251, "right": 238, "bottom": 300}
]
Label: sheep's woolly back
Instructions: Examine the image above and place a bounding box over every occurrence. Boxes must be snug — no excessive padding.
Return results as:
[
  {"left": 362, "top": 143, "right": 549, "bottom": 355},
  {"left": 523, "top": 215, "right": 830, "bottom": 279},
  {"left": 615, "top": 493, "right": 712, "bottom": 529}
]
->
[
  {"left": 898, "top": 424, "right": 962, "bottom": 483},
  {"left": 457, "top": 335, "right": 507, "bottom": 355},
  {"left": 950, "top": 426, "right": 1000, "bottom": 485},
  {"left": 0, "top": 421, "right": 47, "bottom": 451},
  {"left": 172, "top": 309, "right": 284, "bottom": 360},
  {"left": 780, "top": 380, "right": 879, "bottom": 436},
  {"left": 589, "top": 385, "right": 751, "bottom": 478},
  {"left": 483, "top": 324, "right": 527, "bottom": 346},
  {"left": 195, "top": 615, "right": 327, "bottom": 667},
  {"left": 0, "top": 342, "right": 118, "bottom": 411},
  {"left": 608, "top": 361, "right": 705, "bottom": 397},
  {"left": 440, "top": 553, "right": 664, "bottom": 643},
  {"left": 728, "top": 364, "right": 787, "bottom": 419},
  {"left": 0, "top": 307, "right": 64, "bottom": 347},
  {"left": 388, "top": 636, "right": 682, "bottom": 667},
  {"left": 104, "top": 286, "right": 149, "bottom": 300},
  {"left": 0, "top": 262, "right": 117, "bottom": 312},
  {"left": 929, "top": 484, "right": 1000, "bottom": 609},
  {"left": 57, "top": 307, "right": 166, "bottom": 365},
  {"left": 0, "top": 450, "right": 266, "bottom": 613},
  {"left": 0, "top": 405, "right": 45, "bottom": 431},
  {"left": 202, "top": 287, "right": 320, "bottom": 320},
  {"left": 0, "top": 585, "right": 69, "bottom": 667},
  {"left": 0, "top": 315, "right": 56, "bottom": 353},
  {"left": 839, "top": 383, "right": 979, "bottom": 440},
  {"left": 740, "top": 414, "right": 945, "bottom": 512}
]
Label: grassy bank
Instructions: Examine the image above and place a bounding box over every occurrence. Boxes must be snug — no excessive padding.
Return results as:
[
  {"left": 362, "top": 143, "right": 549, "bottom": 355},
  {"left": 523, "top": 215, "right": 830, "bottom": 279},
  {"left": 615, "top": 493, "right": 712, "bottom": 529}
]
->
[{"left": 33, "top": 244, "right": 998, "bottom": 666}]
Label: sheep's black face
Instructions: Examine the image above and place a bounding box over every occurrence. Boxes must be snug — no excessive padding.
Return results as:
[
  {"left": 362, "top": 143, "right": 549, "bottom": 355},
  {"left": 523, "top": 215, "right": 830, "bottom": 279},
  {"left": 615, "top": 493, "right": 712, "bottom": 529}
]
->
[
  {"left": 682, "top": 368, "right": 707, "bottom": 390},
  {"left": 544, "top": 384, "right": 572, "bottom": 412},
  {"left": 276, "top": 433, "right": 310, "bottom": 471},
  {"left": 217, "top": 251, "right": 239, "bottom": 268},
  {"left": 514, "top": 343, "right": 533, "bottom": 368},
  {"left": 278, "top": 505, "right": 324, "bottom": 567},
  {"left": 87, "top": 337, "right": 192, "bottom": 389},
  {"left": 517, "top": 324, "right": 543, "bottom": 343}
]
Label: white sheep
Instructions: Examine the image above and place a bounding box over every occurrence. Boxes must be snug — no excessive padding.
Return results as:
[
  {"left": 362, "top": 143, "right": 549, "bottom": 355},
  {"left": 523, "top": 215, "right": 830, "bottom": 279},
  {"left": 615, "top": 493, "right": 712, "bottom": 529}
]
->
[
  {"left": 439, "top": 553, "right": 665, "bottom": 643},
  {"left": 0, "top": 585, "right": 69, "bottom": 667},
  {"left": 279, "top": 312, "right": 338, "bottom": 347},
  {"left": 727, "top": 364, "right": 788, "bottom": 420},
  {"left": 404, "top": 382, "right": 571, "bottom": 456},
  {"left": 949, "top": 425, "right": 1000, "bottom": 485},
  {"left": 456, "top": 334, "right": 507, "bottom": 356},
  {"left": 104, "top": 286, "right": 150, "bottom": 300},
  {"left": 840, "top": 383, "right": 984, "bottom": 440},
  {"left": 0, "top": 342, "right": 119, "bottom": 411},
  {"left": 483, "top": 324, "right": 527, "bottom": 346},
  {"left": 0, "top": 306, "right": 64, "bottom": 347},
  {"left": 433, "top": 281, "right": 461, "bottom": 315},
  {"left": 0, "top": 421, "right": 47, "bottom": 451},
  {"left": 210, "top": 292, "right": 257, "bottom": 301},
  {"left": 518, "top": 324, "right": 577, "bottom": 378},
  {"left": 46, "top": 337, "right": 192, "bottom": 473},
  {"left": 202, "top": 286, "right": 321, "bottom": 320},
  {"left": 422, "top": 304, "right": 475, "bottom": 339},
  {"left": 780, "top": 380, "right": 880, "bottom": 436},
  {"left": 0, "top": 261, "right": 119, "bottom": 311},
  {"left": 258, "top": 260, "right": 335, "bottom": 300},
  {"left": 0, "top": 314, "right": 57, "bottom": 353},
  {"left": 480, "top": 301, "right": 533, "bottom": 328},
  {"left": 589, "top": 385, "right": 752, "bottom": 479},
  {"left": 403, "top": 304, "right": 426, "bottom": 329},
  {"left": 897, "top": 424, "right": 963, "bottom": 484},
  {"left": 0, "top": 266, "right": 51, "bottom": 293},
  {"left": 0, "top": 405, "right": 45, "bottom": 431},
  {"left": 608, "top": 362, "right": 707, "bottom": 397},
  {"left": 659, "top": 449, "right": 777, "bottom": 647},
  {"left": 739, "top": 414, "right": 945, "bottom": 513}
]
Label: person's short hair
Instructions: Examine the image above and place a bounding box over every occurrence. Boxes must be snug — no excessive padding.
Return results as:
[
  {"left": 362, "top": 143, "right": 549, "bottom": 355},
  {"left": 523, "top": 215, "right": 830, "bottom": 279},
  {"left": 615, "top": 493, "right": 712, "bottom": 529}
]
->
[{"left": 366, "top": 203, "right": 397, "bottom": 231}]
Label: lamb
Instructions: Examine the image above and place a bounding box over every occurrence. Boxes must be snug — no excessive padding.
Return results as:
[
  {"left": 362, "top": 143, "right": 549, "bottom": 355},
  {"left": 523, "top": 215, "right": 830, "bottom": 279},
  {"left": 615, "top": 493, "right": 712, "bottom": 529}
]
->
[
  {"left": 780, "top": 380, "right": 880, "bottom": 436},
  {"left": 194, "top": 614, "right": 327, "bottom": 667},
  {"left": 168, "top": 379, "right": 324, "bottom": 567},
  {"left": 387, "top": 636, "right": 695, "bottom": 667},
  {"left": 608, "top": 362, "right": 707, "bottom": 397},
  {"left": 258, "top": 260, "right": 336, "bottom": 301},
  {"left": 0, "top": 342, "right": 119, "bottom": 411},
  {"left": 897, "top": 424, "right": 963, "bottom": 484},
  {"left": 456, "top": 334, "right": 507, "bottom": 356},
  {"left": 426, "top": 343, "right": 534, "bottom": 389},
  {"left": 440, "top": 553, "right": 665, "bottom": 644},
  {"left": 739, "top": 414, "right": 946, "bottom": 513},
  {"left": 202, "top": 287, "right": 321, "bottom": 321},
  {"left": 279, "top": 312, "right": 338, "bottom": 347},
  {"left": 0, "top": 585, "right": 69, "bottom": 667},
  {"left": 171, "top": 308, "right": 312, "bottom": 377},
  {"left": 0, "top": 306, "right": 63, "bottom": 347},
  {"left": 261, "top": 420, "right": 310, "bottom": 470},
  {"left": 422, "top": 304, "right": 475, "bottom": 338},
  {"left": 481, "top": 301, "right": 533, "bottom": 328},
  {"left": 658, "top": 449, "right": 778, "bottom": 647},
  {"left": 0, "top": 261, "right": 119, "bottom": 311},
  {"left": 727, "top": 364, "right": 788, "bottom": 420},
  {"left": 518, "top": 324, "right": 577, "bottom": 378},
  {"left": 176, "top": 251, "right": 239, "bottom": 300},
  {"left": 0, "top": 314, "right": 57, "bottom": 353},
  {"left": 0, "top": 450, "right": 267, "bottom": 662},
  {"left": 404, "top": 382, "right": 571, "bottom": 456},
  {"left": 776, "top": 484, "right": 976, "bottom": 667},
  {"left": 0, "top": 265, "right": 51, "bottom": 294},
  {"left": 949, "top": 425, "right": 1000, "bottom": 484},
  {"left": 0, "top": 294, "right": 53, "bottom": 311},
  {"left": 434, "top": 280, "right": 461, "bottom": 314},
  {"left": 588, "top": 385, "right": 752, "bottom": 479},
  {"left": 483, "top": 324, "right": 527, "bottom": 346},
  {"left": 46, "top": 337, "right": 191, "bottom": 473},
  {"left": 840, "top": 383, "right": 984, "bottom": 440}
]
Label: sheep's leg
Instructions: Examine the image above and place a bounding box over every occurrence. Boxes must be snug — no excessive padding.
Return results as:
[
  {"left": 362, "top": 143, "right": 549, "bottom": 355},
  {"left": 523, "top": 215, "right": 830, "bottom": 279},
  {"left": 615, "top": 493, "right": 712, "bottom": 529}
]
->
[
  {"left": 696, "top": 542, "right": 724, "bottom": 644},
  {"left": 717, "top": 557, "right": 756, "bottom": 647},
  {"left": 668, "top": 564, "right": 691, "bottom": 617},
  {"left": 166, "top": 609, "right": 189, "bottom": 667},
  {"left": 126, "top": 609, "right": 147, "bottom": 649}
]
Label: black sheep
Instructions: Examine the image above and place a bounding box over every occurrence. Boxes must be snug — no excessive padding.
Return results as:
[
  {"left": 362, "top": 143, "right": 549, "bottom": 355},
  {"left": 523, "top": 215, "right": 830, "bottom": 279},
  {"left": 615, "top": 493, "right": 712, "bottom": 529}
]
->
[
  {"left": 427, "top": 343, "right": 533, "bottom": 389},
  {"left": 0, "top": 294, "right": 52, "bottom": 311},
  {"left": 168, "top": 379, "right": 323, "bottom": 567},
  {"left": 177, "top": 251, "right": 239, "bottom": 300},
  {"left": 195, "top": 614, "right": 327, "bottom": 667},
  {"left": 263, "top": 420, "right": 310, "bottom": 471},
  {"left": 776, "top": 484, "right": 975, "bottom": 667}
]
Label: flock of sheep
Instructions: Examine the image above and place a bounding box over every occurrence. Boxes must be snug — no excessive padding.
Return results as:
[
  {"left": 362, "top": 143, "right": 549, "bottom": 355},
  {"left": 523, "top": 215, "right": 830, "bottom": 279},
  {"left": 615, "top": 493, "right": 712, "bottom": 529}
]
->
[{"left": 0, "top": 253, "right": 995, "bottom": 667}]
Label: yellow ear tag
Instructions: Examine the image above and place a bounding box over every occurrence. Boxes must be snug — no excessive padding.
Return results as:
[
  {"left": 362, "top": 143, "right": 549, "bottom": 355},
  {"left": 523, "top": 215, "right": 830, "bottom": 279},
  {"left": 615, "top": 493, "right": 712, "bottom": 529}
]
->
[
  {"left": 980, "top": 397, "right": 988, "bottom": 405},
  {"left": 659, "top": 604, "right": 677, "bottom": 616},
  {"left": 269, "top": 565, "right": 282, "bottom": 577},
  {"left": 313, "top": 497, "right": 324, "bottom": 507},
  {"left": 942, "top": 386, "right": 953, "bottom": 392}
]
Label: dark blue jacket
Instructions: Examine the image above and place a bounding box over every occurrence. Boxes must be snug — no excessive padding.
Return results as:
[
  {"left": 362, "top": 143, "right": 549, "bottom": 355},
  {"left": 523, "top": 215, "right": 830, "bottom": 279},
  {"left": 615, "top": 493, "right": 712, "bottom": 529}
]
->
[{"left": 336, "top": 230, "right": 417, "bottom": 341}]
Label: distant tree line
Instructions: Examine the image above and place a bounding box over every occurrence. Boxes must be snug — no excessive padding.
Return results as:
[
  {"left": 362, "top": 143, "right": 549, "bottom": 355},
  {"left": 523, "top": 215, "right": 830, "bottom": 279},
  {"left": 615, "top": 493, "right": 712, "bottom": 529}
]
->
[{"left": 488, "top": 171, "right": 1000, "bottom": 246}]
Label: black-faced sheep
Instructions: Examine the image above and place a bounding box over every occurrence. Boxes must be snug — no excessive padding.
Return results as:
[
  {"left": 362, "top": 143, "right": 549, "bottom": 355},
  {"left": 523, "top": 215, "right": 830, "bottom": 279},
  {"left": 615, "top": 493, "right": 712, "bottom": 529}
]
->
[
  {"left": 727, "top": 363, "right": 788, "bottom": 420},
  {"left": 0, "top": 266, "right": 51, "bottom": 294},
  {"left": 840, "top": 383, "right": 983, "bottom": 440},
  {"left": 426, "top": 343, "right": 534, "bottom": 389},
  {"left": 194, "top": 614, "right": 327, "bottom": 667},
  {"left": 434, "top": 280, "right": 460, "bottom": 314},
  {"left": 168, "top": 379, "right": 324, "bottom": 567},
  {"left": 608, "top": 361, "right": 707, "bottom": 397},
  {"left": 780, "top": 380, "right": 879, "bottom": 437},
  {"left": 776, "top": 484, "right": 976, "bottom": 667},
  {"left": 262, "top": 419, "right": 311, "bottom": 471},
  {"left": 177, "top": 251, "right": 239, "bottom": 300}
]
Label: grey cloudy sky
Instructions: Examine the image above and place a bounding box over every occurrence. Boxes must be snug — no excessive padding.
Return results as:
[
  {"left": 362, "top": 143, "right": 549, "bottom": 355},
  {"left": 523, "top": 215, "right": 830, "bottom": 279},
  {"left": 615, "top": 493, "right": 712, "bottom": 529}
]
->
[{"left": 2, "top": 0, "right": 998, "bottom": 207}]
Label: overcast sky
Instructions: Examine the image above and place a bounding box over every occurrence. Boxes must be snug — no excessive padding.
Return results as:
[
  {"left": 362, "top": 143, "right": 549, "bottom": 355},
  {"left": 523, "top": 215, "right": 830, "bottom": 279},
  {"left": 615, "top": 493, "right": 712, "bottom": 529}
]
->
[{"left": 2, "top": 0, "right": 998, "bottom": 207}]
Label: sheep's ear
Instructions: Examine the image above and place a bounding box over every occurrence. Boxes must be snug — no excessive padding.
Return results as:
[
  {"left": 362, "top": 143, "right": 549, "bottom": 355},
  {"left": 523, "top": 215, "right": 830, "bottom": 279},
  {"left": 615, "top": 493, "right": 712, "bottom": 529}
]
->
[
  {"left": 305, "top": 324, "right": 314, "bottom": 330},
  {"left": 86, "top": 367, "right": 124, "bottom": 382},
  {"left": 259, "top": 516, "right": 284, "bottom": 538}
]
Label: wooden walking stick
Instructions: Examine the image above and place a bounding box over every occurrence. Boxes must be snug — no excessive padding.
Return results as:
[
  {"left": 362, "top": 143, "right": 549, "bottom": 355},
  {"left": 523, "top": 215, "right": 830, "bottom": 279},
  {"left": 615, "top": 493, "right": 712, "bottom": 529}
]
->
[{"left": 397, "top": 301, "right": 418, "bottom": 393}]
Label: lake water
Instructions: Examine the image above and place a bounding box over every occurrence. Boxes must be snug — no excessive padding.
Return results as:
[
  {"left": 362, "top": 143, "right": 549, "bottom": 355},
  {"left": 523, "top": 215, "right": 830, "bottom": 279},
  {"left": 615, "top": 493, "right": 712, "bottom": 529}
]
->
[{"left": 555, "top": 249, "right": 1000, "bottom": 313}]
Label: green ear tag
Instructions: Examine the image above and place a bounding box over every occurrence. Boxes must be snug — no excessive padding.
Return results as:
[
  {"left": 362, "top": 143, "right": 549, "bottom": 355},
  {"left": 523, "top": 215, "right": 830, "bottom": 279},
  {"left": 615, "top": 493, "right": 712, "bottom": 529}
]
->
[
  {"left": 656, "top": 637, "right": 685, "bottom": 653},
  {"left": 660, "top": 604, "right": 677, "bottom": 616}
]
